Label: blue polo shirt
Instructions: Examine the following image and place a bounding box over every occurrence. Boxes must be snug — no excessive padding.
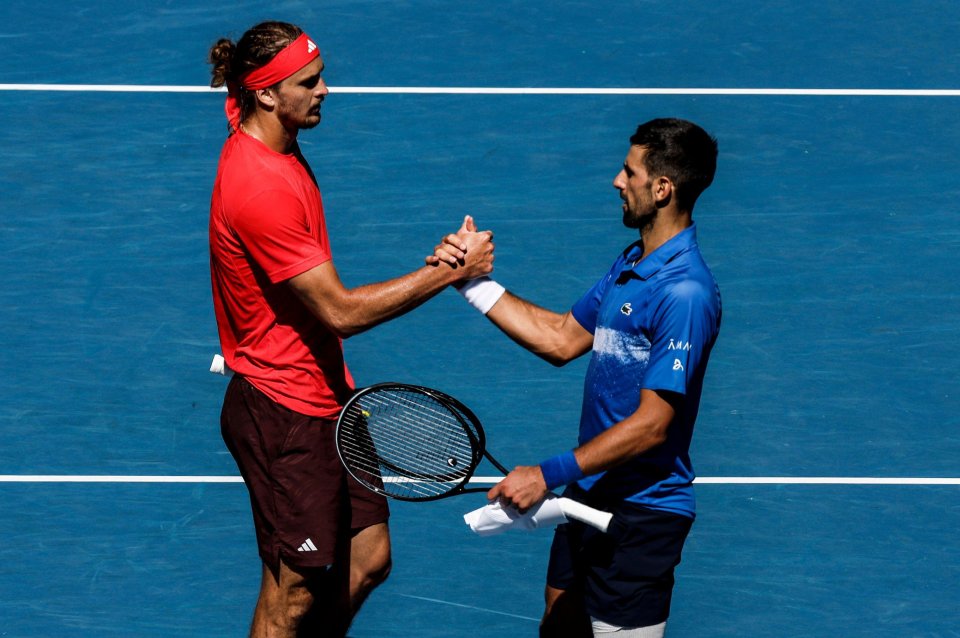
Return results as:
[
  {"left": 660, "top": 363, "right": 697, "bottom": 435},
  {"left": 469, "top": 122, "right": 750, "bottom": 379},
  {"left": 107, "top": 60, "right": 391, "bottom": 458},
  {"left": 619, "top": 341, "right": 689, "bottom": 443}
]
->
[{"left": 570, "top": 224, "right": 721, "bottom": 518}]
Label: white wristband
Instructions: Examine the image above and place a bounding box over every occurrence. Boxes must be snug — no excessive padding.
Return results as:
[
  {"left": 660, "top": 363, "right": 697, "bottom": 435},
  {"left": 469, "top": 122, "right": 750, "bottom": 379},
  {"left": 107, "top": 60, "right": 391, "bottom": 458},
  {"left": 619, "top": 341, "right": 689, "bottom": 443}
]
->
[{"left": 456, "top": 277, "right": 506, "bottom": 314}]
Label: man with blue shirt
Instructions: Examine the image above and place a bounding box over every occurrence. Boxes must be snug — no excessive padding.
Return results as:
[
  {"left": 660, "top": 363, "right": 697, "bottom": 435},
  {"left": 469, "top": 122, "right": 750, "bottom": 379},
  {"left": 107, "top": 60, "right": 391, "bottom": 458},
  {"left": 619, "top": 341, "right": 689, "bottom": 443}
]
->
[{"left": 437, "top": 118, "right": 721, "bottom": 637}]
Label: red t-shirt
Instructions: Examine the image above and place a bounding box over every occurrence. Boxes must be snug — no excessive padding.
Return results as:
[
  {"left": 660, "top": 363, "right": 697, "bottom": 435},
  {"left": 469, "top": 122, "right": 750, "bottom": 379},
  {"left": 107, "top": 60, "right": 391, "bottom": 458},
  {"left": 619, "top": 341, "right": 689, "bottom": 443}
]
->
[{"left": 209, "top": 130, "right": 354, "bottom": 417}]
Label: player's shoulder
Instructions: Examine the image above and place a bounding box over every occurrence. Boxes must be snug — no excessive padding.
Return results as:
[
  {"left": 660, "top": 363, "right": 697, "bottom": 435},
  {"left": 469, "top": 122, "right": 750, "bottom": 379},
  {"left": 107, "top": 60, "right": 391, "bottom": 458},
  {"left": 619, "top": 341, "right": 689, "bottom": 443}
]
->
[
  {"left": 220, "top": 139, "right": 299, "bottom": 203},
  {"left": 662, "top": 252, "right": 720, "bottom": 304},
  {"left": 665, "top": 277, "right": 713, "bottom": 304}
]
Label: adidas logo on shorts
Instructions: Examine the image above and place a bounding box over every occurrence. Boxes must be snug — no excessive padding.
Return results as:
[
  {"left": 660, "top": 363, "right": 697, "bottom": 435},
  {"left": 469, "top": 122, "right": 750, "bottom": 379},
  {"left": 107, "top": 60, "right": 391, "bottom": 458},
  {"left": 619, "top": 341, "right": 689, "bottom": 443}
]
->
[{"left": 297, "top": 538, "right": 318, "bottom": 552}]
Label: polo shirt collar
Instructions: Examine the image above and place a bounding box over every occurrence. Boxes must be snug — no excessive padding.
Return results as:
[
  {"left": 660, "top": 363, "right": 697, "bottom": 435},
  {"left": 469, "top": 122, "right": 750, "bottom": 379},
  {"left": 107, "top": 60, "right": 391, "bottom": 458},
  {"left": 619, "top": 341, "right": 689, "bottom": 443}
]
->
[{"left": 623, "top": 223, "right": 698, "bottom": 281}]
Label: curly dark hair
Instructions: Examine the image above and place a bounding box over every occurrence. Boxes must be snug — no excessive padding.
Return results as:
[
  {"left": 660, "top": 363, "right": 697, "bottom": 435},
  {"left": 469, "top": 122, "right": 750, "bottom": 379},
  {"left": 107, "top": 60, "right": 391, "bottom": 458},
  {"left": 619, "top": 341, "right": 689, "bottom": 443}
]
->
[{"left": 208, "top": 21, "right": 304, "bottom": 127}]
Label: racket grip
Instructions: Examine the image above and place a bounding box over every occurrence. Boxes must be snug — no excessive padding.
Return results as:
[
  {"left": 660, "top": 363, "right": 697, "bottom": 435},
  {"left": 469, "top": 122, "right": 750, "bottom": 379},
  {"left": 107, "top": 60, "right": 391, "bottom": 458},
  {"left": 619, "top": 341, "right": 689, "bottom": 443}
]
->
[{"left": 557, "top": 498, "right": 612, "bottom": 533}]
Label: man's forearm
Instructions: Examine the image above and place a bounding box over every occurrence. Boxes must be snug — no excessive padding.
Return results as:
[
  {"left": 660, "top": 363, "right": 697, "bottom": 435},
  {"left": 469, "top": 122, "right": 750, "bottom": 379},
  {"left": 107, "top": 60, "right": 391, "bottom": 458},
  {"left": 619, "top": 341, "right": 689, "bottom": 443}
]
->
[
  {"left": 294, "top": 262, "right": 462, "bottom": 338},
  {"left": 484, "top": 293, "right": 591, "bottom": 366}
]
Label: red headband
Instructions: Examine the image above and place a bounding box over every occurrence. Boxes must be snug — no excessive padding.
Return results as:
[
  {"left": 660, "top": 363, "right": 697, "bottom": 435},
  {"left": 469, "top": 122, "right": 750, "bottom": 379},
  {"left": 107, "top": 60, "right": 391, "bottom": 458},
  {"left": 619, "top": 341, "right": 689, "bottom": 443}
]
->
[{"left": 225, "top": 33, "right": 320, "bottom": 130}]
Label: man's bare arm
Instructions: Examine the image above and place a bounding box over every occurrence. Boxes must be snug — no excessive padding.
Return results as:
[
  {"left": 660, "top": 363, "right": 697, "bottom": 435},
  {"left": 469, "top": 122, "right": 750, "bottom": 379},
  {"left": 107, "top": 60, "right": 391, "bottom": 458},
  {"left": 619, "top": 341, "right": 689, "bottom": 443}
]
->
[{"left": 289, "top": 228, "right": 494, "bottom": 338}]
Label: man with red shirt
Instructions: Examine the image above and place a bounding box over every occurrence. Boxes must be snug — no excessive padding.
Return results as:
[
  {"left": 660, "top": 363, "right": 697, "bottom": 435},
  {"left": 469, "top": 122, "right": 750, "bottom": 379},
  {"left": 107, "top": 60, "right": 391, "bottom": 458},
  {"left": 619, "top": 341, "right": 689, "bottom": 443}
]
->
[{"left": 208, "top": 21, "right": 494, "bottom": 638}]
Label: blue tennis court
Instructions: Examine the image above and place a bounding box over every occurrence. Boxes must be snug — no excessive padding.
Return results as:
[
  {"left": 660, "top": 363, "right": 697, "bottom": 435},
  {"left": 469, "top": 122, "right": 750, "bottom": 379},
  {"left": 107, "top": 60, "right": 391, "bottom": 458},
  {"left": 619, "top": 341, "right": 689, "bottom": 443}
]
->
[{"left": 1, "top": 1, "right": 958, "bottom": 636}]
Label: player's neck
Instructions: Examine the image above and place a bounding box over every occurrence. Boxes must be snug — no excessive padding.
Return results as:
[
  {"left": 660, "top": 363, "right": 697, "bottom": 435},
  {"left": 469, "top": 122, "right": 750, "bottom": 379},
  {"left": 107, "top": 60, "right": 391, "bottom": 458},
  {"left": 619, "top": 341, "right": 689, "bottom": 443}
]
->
[
  {"left": 638, "top": 210, "right": 691, "bottom": 260},
  {"left": 240, "top": 113, "right": 298, "bottom": 154}
]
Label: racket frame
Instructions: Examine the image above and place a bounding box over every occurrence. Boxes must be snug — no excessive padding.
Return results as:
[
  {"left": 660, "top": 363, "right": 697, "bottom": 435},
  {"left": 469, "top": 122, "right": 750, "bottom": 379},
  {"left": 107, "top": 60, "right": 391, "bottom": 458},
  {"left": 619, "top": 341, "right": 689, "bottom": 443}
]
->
[{"left": 336, "top": 383, "right": 506, "bottom": 502}]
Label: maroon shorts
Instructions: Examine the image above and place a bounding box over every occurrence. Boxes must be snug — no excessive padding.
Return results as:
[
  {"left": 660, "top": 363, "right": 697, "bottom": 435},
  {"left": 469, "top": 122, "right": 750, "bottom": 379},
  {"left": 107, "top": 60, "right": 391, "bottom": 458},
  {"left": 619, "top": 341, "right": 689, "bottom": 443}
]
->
[{"left": 220, "top": 376, "right": 389, "bottom": 575}]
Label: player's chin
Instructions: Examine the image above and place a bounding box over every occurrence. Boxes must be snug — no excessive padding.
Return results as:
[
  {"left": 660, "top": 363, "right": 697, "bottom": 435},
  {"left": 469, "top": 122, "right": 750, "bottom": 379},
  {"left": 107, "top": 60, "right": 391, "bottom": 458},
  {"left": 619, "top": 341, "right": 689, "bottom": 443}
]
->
[{"left": 300, "top": 113, "right": 322, "bottom": 129}]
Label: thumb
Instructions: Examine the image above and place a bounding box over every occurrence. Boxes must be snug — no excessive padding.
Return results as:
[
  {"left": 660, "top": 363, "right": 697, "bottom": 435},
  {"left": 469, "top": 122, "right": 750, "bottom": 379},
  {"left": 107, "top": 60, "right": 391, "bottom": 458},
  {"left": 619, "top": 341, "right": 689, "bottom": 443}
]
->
[{"left": 460, "top": 215, "right": 477, "bottom": 234}]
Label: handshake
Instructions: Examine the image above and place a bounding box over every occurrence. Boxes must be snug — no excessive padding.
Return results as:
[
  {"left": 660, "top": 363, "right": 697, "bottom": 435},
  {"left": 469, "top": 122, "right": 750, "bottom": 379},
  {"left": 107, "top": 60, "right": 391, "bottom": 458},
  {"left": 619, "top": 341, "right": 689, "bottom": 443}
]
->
[
  {"left": 426, "top": 215, "right": 504, "bottom": 315},
  {"left": 426, "top": 215, "right": 494, "bottom": 275}
]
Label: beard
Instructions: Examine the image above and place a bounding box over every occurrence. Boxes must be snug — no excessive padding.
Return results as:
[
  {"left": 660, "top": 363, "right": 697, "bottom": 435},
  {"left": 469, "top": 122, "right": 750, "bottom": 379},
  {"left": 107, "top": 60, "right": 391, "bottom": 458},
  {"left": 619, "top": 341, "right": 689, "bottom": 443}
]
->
[
  {"left": 277, "top": 97, "right": 323, "bottom": 131},
  {"left": 299, "top": 114, "right": 321, "bottom": 130},
  {"left": 622, "top": 202, "right": 658, "bottom": 231}
]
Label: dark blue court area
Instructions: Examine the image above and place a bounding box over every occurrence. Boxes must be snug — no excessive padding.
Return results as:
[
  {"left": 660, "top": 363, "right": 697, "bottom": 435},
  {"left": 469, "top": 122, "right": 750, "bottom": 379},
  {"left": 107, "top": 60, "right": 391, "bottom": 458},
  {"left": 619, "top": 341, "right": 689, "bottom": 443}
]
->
[{"left": 1, "top": 2, "right": 958, "bottom": 636}]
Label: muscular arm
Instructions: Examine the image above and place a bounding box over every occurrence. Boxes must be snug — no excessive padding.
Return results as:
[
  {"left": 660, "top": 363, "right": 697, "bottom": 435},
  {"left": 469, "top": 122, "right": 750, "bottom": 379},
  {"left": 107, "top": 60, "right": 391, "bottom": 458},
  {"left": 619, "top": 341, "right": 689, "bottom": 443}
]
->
[
  {"left": 434, "top": 216, "right": 592, "bottom": 365},
  {"left": 488, "top": 389, "right": 676, "bottom": 510},
  {"left": 484, "top": 294, "right": 594, "bottom": 366},
  {"left": 289, "top": 230, "right": 494, "bottom": 338},
  {"left": 574, "top": 389, "right": 675, "bottom": 474}
]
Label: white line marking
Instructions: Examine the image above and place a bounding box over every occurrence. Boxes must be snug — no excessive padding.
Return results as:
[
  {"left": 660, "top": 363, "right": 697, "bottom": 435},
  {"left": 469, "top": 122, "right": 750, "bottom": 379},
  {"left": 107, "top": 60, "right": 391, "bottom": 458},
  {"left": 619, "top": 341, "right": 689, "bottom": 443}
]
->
[
  {"left": 0, "top": 84, "right": 958, "bottom": 96},
  {"left": 696, "top": 476, "right": 960, "bottom": 485},
  {"left": 0, "top": 475, "right": 957, "bottom": 485},
  {"left": 0, "top": 84, "right": 222, "bottom": 93},
  {"left": 396, "top": 594, "right": 539, "bottom": 622},
  {"left": 0, "top": 475, "right": 244, "bottom": 483}
]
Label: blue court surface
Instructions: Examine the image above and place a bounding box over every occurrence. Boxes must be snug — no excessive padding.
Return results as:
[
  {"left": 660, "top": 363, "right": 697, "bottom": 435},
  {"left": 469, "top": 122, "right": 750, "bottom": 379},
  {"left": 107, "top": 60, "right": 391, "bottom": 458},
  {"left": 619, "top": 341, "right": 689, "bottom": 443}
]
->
[{"left": 1, "top": 1, "right": 958, "bottom": 636}]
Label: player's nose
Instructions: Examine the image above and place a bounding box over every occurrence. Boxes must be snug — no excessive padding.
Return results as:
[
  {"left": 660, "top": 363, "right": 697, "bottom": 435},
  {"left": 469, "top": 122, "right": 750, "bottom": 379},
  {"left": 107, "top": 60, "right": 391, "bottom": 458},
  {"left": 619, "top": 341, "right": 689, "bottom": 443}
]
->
[{"left": 613, "top": 169, "right": 626, "bottom": 190}]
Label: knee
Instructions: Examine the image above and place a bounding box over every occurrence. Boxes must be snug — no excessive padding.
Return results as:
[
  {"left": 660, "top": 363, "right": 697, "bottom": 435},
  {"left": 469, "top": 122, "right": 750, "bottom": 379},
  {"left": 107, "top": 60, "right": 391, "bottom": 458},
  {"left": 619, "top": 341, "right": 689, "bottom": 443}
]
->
[
  {"left": 352, "top": 526, "right": 392, "bottom": 590},
  {"left": 355, "top": 548, "right": 392, "bottom": 589},
  {"left": 259, "top": 579, "right": 316, "bottom": 633},
  {"left": 281, "top": 585, "right": 316, "bottom": 625},
  {"left": 540, "top": 586, "right": 592, "bottom": 638}
]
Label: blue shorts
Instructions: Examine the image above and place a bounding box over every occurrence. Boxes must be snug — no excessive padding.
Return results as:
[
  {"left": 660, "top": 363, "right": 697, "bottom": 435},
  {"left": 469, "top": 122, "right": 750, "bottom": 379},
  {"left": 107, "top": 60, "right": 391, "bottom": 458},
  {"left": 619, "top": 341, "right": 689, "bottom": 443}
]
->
[{"left": 546, "top": 484, "right": 693, "bottom": 627}]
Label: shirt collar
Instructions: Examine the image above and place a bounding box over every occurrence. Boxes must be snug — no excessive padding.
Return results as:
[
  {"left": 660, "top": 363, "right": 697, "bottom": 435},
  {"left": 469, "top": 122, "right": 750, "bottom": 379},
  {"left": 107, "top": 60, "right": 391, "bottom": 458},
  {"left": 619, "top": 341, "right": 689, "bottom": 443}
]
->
[{"left": 623, "top": 223, "right": 698, "bottom": 281}]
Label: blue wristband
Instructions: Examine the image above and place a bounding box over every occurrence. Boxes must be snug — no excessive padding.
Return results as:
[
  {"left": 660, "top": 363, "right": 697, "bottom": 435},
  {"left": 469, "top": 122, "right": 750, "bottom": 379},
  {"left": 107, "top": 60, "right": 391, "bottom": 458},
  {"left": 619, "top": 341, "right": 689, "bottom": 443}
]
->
[{"left": 539, "top": 450, "right": 584, "bottom": 491}]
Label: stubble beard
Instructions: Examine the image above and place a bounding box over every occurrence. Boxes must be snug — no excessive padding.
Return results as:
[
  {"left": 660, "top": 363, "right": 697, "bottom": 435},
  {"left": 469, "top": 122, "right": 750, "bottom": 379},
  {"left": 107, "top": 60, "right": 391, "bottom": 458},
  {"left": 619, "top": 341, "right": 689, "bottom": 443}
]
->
[
  {"left": 277, "top": 96, "right": 322, "bottom": 131},
  {"left": 623, "top": 202, "right": 658, "bottom": 232}
]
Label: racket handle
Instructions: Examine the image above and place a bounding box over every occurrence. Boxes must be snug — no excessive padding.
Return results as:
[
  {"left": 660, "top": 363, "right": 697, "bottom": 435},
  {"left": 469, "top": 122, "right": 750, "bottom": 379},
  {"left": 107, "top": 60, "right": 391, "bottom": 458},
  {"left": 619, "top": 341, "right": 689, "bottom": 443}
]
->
[
  {"left": 557, "top": 498, "right": 613, "bottom": 533},
  {"left": 210, "top": 354, "right": 233, "bottom": 376}
]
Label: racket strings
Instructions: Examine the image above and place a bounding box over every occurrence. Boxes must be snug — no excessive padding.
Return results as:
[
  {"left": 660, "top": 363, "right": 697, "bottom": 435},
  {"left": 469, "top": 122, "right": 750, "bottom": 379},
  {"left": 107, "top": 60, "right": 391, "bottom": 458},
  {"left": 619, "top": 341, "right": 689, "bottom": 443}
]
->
[{"left": 338, "top": 388, "right": 480, "bottom": 499}]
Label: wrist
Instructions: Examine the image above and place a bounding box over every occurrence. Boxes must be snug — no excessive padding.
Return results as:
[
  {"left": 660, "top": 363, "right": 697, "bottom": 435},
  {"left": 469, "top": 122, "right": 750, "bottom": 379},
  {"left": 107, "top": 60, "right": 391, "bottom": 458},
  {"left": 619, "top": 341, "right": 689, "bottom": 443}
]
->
[
  {"left": 455, "top": 276, "right": 505, "bottom": 314},
  {"left": 539, "top": 450, "right": 584, "bottom": 491}
]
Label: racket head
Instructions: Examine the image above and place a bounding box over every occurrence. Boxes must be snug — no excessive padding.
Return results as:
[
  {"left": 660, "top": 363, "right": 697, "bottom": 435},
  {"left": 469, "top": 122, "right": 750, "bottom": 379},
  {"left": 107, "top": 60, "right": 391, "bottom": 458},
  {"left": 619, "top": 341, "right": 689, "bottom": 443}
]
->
[{"left": 336, "top": 383, "right": 486, "bottom": 501}]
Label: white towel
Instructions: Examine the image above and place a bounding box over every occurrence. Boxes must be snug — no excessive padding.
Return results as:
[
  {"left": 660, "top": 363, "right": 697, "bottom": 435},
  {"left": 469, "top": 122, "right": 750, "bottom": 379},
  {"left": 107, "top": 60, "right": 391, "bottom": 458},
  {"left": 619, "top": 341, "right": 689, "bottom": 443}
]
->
[
  {"left": 464, "top": 494, "right": 614, "bottom": 536},
  {"left": 463, "top": 495, "right": 572, "bottom": 536},
  {"left": 210, "top": 354, "right": 233, "bottom": 376}
]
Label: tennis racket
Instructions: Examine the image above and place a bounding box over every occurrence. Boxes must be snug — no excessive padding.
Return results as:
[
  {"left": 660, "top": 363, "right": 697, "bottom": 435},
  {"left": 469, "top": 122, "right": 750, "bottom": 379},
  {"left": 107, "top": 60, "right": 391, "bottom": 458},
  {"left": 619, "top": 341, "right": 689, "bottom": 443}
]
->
[{"left": 335, "top": 383, "right": 615, "bottom": 533}]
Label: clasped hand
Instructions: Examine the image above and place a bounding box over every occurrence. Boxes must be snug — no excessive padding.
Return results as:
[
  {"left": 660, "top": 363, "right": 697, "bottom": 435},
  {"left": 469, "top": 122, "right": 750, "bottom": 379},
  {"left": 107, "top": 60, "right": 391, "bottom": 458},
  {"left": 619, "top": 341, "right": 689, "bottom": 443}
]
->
[{"left": 426, "top": 215, "right": 495, "bottom": 281}]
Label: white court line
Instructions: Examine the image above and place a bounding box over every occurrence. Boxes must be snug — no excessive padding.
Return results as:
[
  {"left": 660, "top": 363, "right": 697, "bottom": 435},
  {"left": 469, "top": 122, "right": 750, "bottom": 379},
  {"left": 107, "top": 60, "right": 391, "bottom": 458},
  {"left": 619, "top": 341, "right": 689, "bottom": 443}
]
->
[
  {"left": 0, "top": 84, "right": 959, "bottom": 96},
  {"left": 0, "top": 475, "right": 244, "bottom": 483},
  {"left": 0, "top": 475, "right": 957, "bottom": 485},
  {"left": 692, "top": 476, "right": 960, "bottom": 485},
  {"left": 396, "top": 594, "right": 539, "bottom": 622}
]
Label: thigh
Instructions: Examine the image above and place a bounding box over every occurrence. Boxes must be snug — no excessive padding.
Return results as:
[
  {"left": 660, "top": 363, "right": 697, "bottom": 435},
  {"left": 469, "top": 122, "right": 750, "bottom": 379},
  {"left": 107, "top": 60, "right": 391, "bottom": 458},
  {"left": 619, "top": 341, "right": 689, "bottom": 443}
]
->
[
  {"left": 582, "top": 506, "right": 692, "bottom": 628},
  {"left": 221, "top": 377, "right": 361, "bottom": 574},
  {"left": 347, "top": 467, "right": 390, "bottom": 532},
  {"left": 545, "top": 487, "right": 693, "bottom": 629}
]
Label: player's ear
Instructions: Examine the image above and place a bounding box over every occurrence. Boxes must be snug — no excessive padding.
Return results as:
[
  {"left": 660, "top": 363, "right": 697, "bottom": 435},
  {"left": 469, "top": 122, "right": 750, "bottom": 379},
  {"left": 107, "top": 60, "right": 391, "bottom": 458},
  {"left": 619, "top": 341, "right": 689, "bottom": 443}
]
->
[
  {"left": 254, "top": 87, "right": 277, "bottom": 110},
  {"left": 653, "top": 176, "right": 673, "bottom": 204}
]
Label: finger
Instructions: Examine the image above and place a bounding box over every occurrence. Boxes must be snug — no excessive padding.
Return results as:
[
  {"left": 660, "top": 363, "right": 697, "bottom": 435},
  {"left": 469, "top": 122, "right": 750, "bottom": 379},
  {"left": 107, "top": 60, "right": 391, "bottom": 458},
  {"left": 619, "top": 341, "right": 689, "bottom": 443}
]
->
[
  {"left": 437, "top": 238, "right": 466, "bottom": 259},
  {"left": 434, "top": 247, "right": 461, "bottom": 264},
  {"left": 474, "top": 229, "right": 493, "bottom": 242},
  {"left": 458, "top": 215, "right": 474, "bottom": 234},
  {"left": 443, "top": 233, "right": 467, "bottom": 252}
]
